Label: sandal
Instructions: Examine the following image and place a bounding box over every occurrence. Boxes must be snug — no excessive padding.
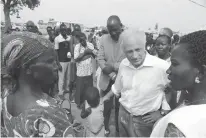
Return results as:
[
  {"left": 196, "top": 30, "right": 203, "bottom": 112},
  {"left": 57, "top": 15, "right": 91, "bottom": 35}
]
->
[{"left": 105, "top": 130, "right": 110, "bottom": 137}]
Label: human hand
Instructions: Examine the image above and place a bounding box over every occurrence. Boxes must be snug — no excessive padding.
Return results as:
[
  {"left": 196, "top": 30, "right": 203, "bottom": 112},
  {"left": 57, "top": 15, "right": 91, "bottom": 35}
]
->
[
  {"left": 142, "top": 111, "right": 162, "bottom": 124},
  {"left": 103, "top": 95, "right": 110, "bottom": 102},
  {"left": 164, "top": 83, "right": 175, "bottom": 94},
  {"left": 86, "top": 107, "right": 92, "bottom": 114},
  {"left": 71, "top": 58, "right": 75, "bottom": 63},
  {"left": 116, "top": 95, "right": 120, "bottom": 100},
  {"left": 67, "top": 52, "right": 72, "bottom": 58},
  {"left": 80, "top": 107, "right": 92, "bottom": 119},
  {"left": 102, "top": 66, "right": 114, "bottom": 75},
  {"left": 105, "top": 62, "right": 114, "bottom": 68},
  {"left": 58, "top": 64, "right": 62, "bottom": 72},
  {"left": 84, "top": 48, "right": 93, "bottom": 55}
]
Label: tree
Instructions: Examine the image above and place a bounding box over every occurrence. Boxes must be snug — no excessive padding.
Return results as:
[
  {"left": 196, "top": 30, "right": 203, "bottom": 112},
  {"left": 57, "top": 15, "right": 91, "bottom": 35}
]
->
[
  {"left": 1, "top": 0, "right": 40, "bottom": 33},
  {"left": 155, "top": 23, "right": 158, "bottom": 31}
]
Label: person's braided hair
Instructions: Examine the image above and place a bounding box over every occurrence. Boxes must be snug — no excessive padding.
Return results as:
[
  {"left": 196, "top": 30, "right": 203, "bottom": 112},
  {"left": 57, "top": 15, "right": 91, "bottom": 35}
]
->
[{"left": 180, "top": 30, "right": 206, "bottom": 66}]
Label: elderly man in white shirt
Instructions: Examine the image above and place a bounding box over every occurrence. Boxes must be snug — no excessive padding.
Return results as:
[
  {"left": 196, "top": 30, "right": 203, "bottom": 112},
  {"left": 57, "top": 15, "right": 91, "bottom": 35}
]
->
[{"left": 103, "top": 29, "right": 171, "bottom": 137}]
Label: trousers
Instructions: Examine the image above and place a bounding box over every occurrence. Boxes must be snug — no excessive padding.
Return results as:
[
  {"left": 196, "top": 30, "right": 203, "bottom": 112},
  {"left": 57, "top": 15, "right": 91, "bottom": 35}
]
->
[
  {"left": 58, "top": 62, "right": 71, "bottom": 95},
  {"left": 102, "top": 80, "right": 120, "bottom": 132},
  {"left": 118, "top": 104, "right": 155, "bottom": 137},
  {"left": 75, "top": 75, "right": 93, "bottom": 106}
]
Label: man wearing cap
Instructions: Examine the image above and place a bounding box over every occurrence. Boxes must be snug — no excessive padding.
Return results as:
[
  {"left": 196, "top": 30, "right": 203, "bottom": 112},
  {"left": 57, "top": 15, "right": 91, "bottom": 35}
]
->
[
  {"left": 103, "top": 29, "right": 171, "bottom": 137},
  {"left": 55, "top": 23, "right": 73, "bottom": 97},
  {"left": 97, "top": 15, "right": 125, "bottom": 136}
]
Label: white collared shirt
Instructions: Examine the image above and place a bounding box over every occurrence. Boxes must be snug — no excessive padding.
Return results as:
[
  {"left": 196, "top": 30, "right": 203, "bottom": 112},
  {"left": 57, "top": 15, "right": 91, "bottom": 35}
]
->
[{"left": 112, "top": 53, "right": 171, "bottom": 116}]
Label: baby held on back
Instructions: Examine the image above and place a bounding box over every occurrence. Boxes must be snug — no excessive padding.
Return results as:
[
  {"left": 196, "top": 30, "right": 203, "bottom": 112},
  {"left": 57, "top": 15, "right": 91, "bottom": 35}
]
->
[{"left": 81, "top": 87, "right": 104, "bottom": 137}]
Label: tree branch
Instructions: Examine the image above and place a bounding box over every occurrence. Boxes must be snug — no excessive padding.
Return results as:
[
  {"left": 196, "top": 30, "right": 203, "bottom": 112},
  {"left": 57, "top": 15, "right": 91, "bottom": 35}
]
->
[
  {"left": 10, "top": 0, "right": 19, "bottom": 8},
  {"left": 5, "top": 0, "right": 11, "bottom": 7},
  {"left": 1, "top": 0, "right": 5, "bottom": 5}
]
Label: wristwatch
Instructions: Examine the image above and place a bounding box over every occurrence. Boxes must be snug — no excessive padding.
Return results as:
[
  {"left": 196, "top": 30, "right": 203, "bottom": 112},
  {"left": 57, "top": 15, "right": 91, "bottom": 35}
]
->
[{"left": 160, "top": 110, "right": 166, "bottom": 116}]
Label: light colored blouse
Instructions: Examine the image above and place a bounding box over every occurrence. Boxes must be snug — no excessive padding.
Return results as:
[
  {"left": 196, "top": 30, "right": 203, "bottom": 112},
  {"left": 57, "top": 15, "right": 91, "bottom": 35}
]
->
[
  {"left": 74, "top": 42, "right": 97, "bottom": 77},
  {"left": 151, "top": 104, "right": 206, "bottom": 138}
]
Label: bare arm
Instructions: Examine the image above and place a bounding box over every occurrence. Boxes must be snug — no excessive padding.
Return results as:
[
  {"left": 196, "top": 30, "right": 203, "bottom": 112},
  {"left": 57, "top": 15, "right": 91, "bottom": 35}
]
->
[
  {"left": 97, "top": 38, "right": 115, "bottom": 75},
  {"left": 97, "top": 41, "right": 106, "bottom": 69},
  {"left": 74, "top": 50, "right": 93, "bottom": 62},
  {"left": 103, "top": 64, "right": 123, "bottom": 101},
  {"left": 74, "top": 44, "right": 88, "bottom": 62},
  {"left": 103, "top": 91, "right": 114, "bottom": 102},
  {"left": 80, "top": 55, "right": 93, "bottom": 61},
  {"left": 69, "top": 36, "right": 74, "bottom": 58},
  {"left": 54, "top": 37, "right": 62, "bottom": 70},
  {"left": 74, "top": 52, "right": 87, "bottom": 62}
]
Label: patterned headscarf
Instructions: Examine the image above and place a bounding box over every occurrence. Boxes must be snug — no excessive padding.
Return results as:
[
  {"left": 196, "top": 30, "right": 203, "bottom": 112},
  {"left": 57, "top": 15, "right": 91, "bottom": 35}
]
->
[{"left": 2, "top": 31, "right": 54, "bottom": 77}]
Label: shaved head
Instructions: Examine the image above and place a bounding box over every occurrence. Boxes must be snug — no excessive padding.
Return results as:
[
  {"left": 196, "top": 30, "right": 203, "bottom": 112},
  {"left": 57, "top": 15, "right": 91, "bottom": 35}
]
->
[
  {"left": 106, "top": 15, "right": 122, "bottom": 41},
  {"left": 107, "top": 15, "right": 122, "bottom": 26},
  {"left": 159, "top": 28, "right": 173, "bottom": 38},
  {"left": 74, "top": 24, "right": 81, "bottom": 32}
]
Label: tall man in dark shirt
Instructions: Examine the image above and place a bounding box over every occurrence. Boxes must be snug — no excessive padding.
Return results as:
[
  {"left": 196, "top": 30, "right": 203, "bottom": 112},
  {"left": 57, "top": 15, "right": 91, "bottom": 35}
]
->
[{"left": 55, "top": 23, "right": 73, "bottom": 96}]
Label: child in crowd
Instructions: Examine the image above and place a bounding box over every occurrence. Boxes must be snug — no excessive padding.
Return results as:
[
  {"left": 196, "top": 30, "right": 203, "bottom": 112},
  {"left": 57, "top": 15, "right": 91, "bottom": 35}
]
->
[{"left": 81, "top": 87, "right": 104, "bottom": 137}]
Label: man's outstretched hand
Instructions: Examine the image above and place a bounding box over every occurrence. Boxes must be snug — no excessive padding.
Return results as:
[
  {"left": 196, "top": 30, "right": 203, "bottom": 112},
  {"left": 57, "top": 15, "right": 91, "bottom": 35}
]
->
[{"left": 102, "top": 66, "right": 114, "bottom": 75}]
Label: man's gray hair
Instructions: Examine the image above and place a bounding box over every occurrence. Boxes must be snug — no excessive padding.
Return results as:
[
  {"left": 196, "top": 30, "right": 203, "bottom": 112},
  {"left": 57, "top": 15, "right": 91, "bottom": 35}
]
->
[{"left": 119, "top": 29, "right": 146, "bottom": 51}]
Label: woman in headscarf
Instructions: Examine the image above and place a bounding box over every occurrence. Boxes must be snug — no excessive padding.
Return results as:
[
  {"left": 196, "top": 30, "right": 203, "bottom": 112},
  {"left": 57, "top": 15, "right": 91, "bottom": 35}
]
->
[
  {"left": 150, "top": 30, "right": 206, "bottom": 137},
  {"left": 1, "top": 31, "right": 84, "bottom": 137}
]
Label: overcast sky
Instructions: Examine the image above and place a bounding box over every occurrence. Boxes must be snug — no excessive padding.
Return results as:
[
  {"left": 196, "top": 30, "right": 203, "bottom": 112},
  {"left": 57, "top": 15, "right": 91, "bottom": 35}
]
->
[{"left": 1, "top": 0, "right": 206, "bottom": 32}]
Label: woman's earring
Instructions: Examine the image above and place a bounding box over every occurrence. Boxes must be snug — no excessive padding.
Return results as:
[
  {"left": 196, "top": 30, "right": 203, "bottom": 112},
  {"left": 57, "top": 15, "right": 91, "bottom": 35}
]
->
[{"left": 195, "top": 77, "right": 200, "bottom": 84}]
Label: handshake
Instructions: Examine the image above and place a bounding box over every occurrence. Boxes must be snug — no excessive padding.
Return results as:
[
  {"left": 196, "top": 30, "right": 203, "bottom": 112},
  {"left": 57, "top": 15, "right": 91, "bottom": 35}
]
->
[
  {"left": 102, "top": 62, "right": 119, "bottom": 74},
  {"left": 102, "top": 63, "right": 118, "bottom": 81}
]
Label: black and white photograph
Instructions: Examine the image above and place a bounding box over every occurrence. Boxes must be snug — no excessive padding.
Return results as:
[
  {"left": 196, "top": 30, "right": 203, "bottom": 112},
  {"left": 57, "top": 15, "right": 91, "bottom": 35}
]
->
[{"left": 1, "top": 0, "right": 206, "bottom": 137}]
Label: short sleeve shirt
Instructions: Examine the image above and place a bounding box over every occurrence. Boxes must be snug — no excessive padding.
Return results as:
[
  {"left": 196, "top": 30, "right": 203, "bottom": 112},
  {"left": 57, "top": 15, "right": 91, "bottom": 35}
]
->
[{"left": 54, "top": 34, "right": 71, "bottom": 62}]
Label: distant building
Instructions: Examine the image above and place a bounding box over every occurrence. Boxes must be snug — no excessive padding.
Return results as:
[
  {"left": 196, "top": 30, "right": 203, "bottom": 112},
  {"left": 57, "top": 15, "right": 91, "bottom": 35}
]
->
[
  {"left": 46, "top": 21, "right": 84, "bottom": 31},
  {"left": 37, "top": 20, "right": 84, "bottom": 35}
]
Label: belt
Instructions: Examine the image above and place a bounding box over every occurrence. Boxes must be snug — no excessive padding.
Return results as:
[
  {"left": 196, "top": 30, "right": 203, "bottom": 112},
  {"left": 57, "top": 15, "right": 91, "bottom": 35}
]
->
[{"left": 120, "top": 104, "right": 150, "bottom": 118}]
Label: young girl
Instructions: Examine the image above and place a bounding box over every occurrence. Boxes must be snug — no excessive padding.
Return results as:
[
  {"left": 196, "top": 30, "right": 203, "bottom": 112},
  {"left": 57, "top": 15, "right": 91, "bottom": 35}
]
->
[{"left": 81, "top": 87, "right": 105, "bottom": 137}]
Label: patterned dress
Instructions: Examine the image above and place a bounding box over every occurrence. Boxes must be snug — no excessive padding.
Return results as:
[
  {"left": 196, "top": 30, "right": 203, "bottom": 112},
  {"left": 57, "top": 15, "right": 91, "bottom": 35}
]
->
[{"left": 1, "top": 90, "right": 84, "bottom": 137}]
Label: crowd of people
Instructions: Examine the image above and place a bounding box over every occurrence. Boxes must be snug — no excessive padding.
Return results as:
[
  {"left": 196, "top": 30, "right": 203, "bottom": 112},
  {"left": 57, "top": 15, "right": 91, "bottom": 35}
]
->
[{"left": 1, "top": 15, "right": 206, "bottom": 137}]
